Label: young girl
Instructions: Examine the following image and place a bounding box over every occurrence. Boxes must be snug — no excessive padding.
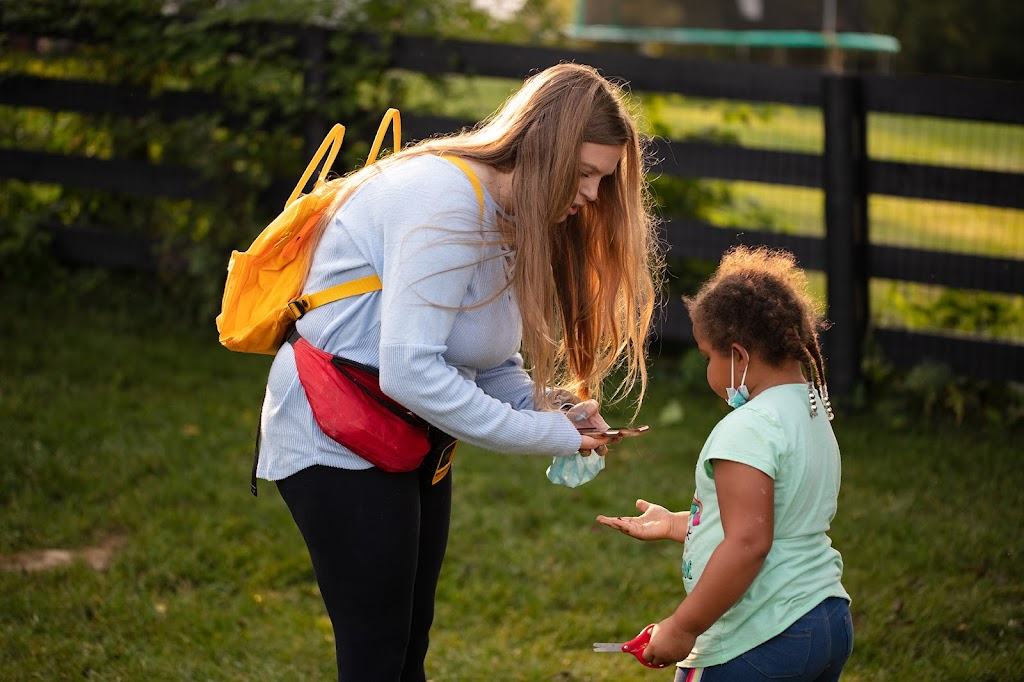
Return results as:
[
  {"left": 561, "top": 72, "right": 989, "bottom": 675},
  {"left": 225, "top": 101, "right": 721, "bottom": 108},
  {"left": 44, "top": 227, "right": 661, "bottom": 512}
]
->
[
  {"left": 258, "top": 63, "right": 663, "bottom": 681},
  {"left": 597, "top": 246, "right": 852, "bottom": 680}
]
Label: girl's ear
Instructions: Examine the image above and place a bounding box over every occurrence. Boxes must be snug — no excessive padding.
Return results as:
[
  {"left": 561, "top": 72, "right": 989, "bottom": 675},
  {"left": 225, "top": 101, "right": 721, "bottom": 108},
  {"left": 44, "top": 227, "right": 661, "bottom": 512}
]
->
[{"left": 731, "top": 343, "right": 750, "bottom": 369}]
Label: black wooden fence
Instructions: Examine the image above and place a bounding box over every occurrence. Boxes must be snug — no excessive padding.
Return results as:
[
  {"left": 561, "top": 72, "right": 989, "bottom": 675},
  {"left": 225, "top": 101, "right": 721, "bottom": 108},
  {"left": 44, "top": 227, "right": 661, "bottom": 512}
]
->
[{"left": 2, "top": 27, "right": 1022, "bottom": 394}]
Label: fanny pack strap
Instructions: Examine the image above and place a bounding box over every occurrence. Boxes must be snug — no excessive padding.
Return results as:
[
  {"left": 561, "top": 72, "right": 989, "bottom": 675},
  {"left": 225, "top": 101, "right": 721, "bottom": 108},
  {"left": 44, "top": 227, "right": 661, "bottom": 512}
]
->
[{"left": 251, "top": 328, "right": 428, "bottom": 495}]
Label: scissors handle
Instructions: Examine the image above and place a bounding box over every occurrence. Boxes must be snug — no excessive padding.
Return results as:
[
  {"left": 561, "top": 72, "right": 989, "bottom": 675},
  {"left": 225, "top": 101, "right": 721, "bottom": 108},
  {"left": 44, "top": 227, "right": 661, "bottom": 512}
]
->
[{"left": 623, "top": 624, "right": 669, "bottom": 668}]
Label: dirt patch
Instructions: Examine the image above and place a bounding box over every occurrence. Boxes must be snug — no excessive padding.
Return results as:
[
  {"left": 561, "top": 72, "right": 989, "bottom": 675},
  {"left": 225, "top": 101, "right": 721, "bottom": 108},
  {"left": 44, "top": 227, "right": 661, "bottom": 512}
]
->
[{"left": 0, "top": 534, "right": 128, "bottom": 572}]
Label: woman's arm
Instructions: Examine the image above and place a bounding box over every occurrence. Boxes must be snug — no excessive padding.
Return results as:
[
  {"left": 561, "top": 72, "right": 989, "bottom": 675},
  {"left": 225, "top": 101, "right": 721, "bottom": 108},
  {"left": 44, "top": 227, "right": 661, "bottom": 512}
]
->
[
  {"left": 643, "top": 460, "right": 775, "bottom": 666},
  {"left": 375, "top": 159, "right": 583, "bottom": 456},
  {"left": 473, "top": 354, "right": 536, "bottom": 410}
]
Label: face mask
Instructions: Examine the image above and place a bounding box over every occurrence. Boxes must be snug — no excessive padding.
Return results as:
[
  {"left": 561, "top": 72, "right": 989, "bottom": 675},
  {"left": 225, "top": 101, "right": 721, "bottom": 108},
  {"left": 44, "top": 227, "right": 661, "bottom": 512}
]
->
[
  {"left": 546, "top": 451, "right": 606, "bottom": 488},
  {"left": 725, "top": 348, "right": 750, "bottom": 409}
]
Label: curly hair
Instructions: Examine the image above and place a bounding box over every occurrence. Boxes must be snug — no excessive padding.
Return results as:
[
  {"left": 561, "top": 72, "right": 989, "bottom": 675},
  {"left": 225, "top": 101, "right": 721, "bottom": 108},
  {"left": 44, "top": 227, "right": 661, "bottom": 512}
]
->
[{"left": 683, "top": 246, "right": 831, "bottom": 393}]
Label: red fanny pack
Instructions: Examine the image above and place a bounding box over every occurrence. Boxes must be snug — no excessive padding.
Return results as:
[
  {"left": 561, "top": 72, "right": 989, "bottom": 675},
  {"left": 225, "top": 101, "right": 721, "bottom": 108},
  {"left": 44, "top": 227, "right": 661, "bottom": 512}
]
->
[{"left": 287, "top": 330, "right": 431, "bottom": 472}]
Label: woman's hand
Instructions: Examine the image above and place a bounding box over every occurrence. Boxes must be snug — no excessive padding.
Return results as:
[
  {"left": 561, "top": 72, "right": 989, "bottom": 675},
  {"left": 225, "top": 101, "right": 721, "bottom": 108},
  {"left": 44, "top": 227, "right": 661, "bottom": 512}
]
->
[
  {"left": 595, "top": 499, "right": 689, "bottom": 542},
  {"left": 565, "top": 399, "right": 618, "bottom": 455}
]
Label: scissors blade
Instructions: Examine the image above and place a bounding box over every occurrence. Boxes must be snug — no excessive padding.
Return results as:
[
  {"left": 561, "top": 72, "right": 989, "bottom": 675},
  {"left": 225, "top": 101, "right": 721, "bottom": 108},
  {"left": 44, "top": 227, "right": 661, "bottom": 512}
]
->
[{"left": 592, "top": 642, "right": 625, "bottom": 652}]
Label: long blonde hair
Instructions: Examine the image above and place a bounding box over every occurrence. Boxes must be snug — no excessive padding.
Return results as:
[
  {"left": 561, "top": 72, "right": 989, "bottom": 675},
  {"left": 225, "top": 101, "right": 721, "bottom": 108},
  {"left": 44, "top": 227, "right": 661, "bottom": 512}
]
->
[{"left": 308, "top": 63, "right": 664, "bottom": 411}]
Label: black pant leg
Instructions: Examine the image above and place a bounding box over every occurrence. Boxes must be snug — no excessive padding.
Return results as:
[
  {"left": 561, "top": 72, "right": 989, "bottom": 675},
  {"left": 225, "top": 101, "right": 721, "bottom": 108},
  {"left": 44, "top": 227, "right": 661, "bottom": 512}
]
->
[
  {"left": 400, "top": 437, "right": 456, "bottom": 682},
  {"left": 277, "top": 464, "right": 423, "bottom": 681}
]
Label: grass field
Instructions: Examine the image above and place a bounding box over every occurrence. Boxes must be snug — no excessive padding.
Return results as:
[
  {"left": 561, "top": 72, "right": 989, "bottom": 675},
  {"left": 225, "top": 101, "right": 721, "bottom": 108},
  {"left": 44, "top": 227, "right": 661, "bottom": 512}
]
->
[{"left": 1, "top": 274, "right": 1021, "bottom": 680}]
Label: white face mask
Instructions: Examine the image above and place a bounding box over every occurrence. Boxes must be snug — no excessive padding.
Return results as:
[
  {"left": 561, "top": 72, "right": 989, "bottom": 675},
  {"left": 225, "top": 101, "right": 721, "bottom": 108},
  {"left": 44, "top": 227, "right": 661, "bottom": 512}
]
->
[{"left": 726, "top": 348, "right": 750, "bottom": 409}]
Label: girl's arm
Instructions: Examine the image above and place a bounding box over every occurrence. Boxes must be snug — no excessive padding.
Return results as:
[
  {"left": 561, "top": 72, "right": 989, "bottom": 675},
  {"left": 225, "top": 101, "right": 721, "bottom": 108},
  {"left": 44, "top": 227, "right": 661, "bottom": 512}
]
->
[{"left": 643, "top": 460, "right": 775, "bottom": 666}]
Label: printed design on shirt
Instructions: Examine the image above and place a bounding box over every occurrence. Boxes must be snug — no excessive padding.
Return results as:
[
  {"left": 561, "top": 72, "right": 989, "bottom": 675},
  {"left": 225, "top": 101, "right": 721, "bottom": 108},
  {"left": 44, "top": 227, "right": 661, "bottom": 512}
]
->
[
  {"left": 682, "top": 495, "right": 703, "bottom": 581},
  {"left": 689, "top": 497, "right": 703, "bottom": 527}
]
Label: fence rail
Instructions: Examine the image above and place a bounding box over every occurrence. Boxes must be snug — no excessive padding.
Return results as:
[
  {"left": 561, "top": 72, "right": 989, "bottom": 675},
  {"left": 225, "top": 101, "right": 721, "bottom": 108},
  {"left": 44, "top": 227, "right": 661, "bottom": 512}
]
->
[{"left": 2, "top": 25, "right": 1022, "bottom": 391}]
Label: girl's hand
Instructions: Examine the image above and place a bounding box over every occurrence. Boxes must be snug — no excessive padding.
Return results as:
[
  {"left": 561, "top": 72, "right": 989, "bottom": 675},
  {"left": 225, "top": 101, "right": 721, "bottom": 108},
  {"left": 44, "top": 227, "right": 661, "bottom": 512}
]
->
[
  {"left": 642, "top": 618, "right": 697, "bottom": 668},
  {"left": 595, "top": 499, "right": 688, "bottom": 542}
]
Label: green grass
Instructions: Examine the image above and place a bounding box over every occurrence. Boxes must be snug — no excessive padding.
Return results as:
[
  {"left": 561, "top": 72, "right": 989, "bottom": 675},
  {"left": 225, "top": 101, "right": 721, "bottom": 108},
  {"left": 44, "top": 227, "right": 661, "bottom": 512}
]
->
[{"left": 1, "top": 273, "right": 1022, "bottom": 680}]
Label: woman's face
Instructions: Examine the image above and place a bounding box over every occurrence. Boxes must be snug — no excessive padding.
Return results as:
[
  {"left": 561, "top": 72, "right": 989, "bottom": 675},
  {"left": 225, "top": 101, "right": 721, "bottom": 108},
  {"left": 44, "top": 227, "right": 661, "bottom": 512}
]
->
[{"left": 562, "top": 142, "right": 623, "bottom": 221}]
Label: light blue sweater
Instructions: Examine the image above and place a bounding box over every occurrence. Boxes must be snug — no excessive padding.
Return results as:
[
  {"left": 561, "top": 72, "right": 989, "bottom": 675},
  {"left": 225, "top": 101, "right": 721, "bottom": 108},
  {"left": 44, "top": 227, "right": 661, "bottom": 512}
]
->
[{"left": 257, "top": 155, "right": 584, "bottom": 480}]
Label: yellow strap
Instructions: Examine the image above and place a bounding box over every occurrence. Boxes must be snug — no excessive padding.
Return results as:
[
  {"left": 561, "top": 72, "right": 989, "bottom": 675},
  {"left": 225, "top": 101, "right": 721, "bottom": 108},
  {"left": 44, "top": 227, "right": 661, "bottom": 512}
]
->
[
  {"left": 286, "top": 123, "right": 346, "bottom": 208},
  {"left": 290, "top": 274, "right": 383, "bottom": 319},
  {"left": 440, "top": 155, "right": 486, "bottom": 223},
  {"left": 366, "top": 108, "right": 401, "bottom": 167},
  {"left": 291, "top": 142, "right": 486, "bottom": 318},
  {"left": 284, "top": 106, "right": 400, "bottom": 209},
  {"left": 440, "top": 155, "right": 487, "bottom": 222}
]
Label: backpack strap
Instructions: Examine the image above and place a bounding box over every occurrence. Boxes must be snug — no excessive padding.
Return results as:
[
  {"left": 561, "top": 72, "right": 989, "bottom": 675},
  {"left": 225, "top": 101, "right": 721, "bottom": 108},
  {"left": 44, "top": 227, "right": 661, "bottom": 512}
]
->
[
  {"left": 284, "top": 109, "right": 402, "bottom": 209},
  {"left": 287, "top": 273, "right": 383, "bottom": 320},
  {"left": 289, "top": 153, "right": 488, "bottom": 319},
  {"left": 440, "top": 155, "right": 486, "bottom": 224},
  {"left": 366, "top": 108, "right": 401, "bottom": 166},
  {"left": 286, "top": 123, "right": 346, "bottom": 208}
]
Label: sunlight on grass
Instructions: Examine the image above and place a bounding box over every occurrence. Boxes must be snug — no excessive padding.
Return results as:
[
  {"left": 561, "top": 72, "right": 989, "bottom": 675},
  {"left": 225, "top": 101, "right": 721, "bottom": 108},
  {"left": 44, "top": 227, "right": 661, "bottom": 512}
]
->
[
  {"left": 869, "top": 112, "right": 1024, "bottom": 173},
  {"left": 706, "top": 182, "right": 1024, "bottom": 259},
  {"left": 705, "top": 181, "right": 824, "bottom": 236},
  {"left": 871, "top": 195, "right": 1024, "bottom": 257},
  {"left": 641, "top": 93, "right": 823, "bottom": 153}
]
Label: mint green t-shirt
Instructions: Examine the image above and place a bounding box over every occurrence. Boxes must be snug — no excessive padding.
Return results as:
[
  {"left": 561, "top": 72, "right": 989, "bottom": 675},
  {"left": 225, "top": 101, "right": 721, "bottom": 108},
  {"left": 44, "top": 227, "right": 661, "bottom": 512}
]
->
[{"left": 680, "top": 383, "right": 850, "bottom": 668}]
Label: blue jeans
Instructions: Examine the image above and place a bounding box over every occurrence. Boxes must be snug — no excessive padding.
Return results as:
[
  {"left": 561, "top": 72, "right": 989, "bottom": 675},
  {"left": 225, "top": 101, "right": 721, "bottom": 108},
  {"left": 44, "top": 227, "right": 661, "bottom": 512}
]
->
[{"left": 674, "top": 597, "right": 853, "bottom": 682}]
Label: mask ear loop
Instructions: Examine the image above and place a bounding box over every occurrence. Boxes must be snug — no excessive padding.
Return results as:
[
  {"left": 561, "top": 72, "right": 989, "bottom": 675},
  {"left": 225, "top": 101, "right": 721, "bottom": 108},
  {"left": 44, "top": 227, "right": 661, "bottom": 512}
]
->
[
  {"left": 732, "top": 346, "right": 749, "bottom": 389},
  {"left": 730, "top": 349, "right": 736, "bottom": 392}
]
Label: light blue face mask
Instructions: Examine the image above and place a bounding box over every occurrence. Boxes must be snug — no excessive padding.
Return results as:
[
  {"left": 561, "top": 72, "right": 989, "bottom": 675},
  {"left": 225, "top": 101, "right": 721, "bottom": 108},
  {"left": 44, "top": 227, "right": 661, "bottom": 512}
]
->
[
  {"left": 546, "top": 451, "right": 606, "bottom": 488},
  {"left": 726, "top": 348, "right": 750, "bottom": 409}
]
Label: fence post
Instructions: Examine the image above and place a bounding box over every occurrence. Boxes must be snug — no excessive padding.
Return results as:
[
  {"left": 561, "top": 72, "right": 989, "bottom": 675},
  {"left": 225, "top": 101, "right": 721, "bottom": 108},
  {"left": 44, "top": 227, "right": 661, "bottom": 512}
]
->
[
  {"left": 822, "top": 74, "right": 869, "bottom": 398},
  {"left": 302, "top": 27, "right": 328, "bottom": 161}
]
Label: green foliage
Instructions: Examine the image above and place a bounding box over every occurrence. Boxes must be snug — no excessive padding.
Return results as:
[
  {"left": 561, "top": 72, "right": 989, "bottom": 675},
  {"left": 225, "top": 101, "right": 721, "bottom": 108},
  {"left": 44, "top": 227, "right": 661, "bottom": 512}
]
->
[
  {"left": 655, "top": 338, "right": 1024, "bottom": 431},
  {"left": 883, "top": 283, "right": 1024, "bottom": 338},
  {"left": 0, "top": 180, "right": 60, "bottom": 282},
  {"left": 0, "top": 3, "right": 748, "bottom": 327},
  {"left": 867, "top": 0, "right": 1024, "bottom": 80},
  {"left": 0, "top": 0, "right": 516, "bottom": 324},
  {"left": 853, "top": 335, "right": 1024, "bottom": 429}
]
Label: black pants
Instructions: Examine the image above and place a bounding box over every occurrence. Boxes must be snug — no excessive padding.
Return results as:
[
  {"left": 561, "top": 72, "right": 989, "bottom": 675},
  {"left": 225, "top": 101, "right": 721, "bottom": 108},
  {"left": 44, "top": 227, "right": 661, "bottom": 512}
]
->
[{"left": 276, "top": 435, "right": 455, "bottom": 682}]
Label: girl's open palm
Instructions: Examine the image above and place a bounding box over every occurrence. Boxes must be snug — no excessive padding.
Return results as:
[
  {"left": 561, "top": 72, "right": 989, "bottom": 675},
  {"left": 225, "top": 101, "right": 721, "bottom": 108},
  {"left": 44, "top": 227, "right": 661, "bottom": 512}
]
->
[{"left": 596, "top": 499, "right": 688, "bottom": 542}]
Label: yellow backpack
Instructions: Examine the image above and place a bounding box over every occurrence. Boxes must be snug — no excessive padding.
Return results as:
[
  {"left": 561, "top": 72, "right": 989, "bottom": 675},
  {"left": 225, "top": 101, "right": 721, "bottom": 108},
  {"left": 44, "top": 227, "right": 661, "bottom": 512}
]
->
[{"left": 216, "top": 109, "right": 402, "bottom": 355}]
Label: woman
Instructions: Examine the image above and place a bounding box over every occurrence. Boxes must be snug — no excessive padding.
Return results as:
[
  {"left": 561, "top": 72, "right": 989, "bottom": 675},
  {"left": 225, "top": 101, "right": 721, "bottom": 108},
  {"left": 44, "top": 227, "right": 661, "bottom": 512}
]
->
[{"left": 257, "top": 62, "right": 664, "bottom": 681}]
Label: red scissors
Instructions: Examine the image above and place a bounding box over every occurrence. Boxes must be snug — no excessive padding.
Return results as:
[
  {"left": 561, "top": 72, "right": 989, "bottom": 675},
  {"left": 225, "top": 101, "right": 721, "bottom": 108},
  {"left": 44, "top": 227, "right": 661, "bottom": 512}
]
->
[{"left": 592, "top": 623, "right": 670, "bottom": 668}]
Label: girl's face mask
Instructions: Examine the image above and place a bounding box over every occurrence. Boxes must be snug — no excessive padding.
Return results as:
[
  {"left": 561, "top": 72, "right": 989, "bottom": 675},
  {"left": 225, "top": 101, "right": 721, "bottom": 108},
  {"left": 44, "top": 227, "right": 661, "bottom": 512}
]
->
[
  {"left": 546, "top": 451, "right": 605, "bottom": 487},
  {"left": 726, "top": 347, "right": 750, "bottom": 409}
]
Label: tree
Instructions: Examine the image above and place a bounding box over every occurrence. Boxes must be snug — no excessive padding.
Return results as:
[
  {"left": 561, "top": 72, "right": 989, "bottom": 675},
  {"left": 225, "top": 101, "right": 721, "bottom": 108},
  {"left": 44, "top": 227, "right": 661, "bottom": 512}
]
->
[{"left": 868, "top": 0, "right": 1024, "bottom": 80}]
